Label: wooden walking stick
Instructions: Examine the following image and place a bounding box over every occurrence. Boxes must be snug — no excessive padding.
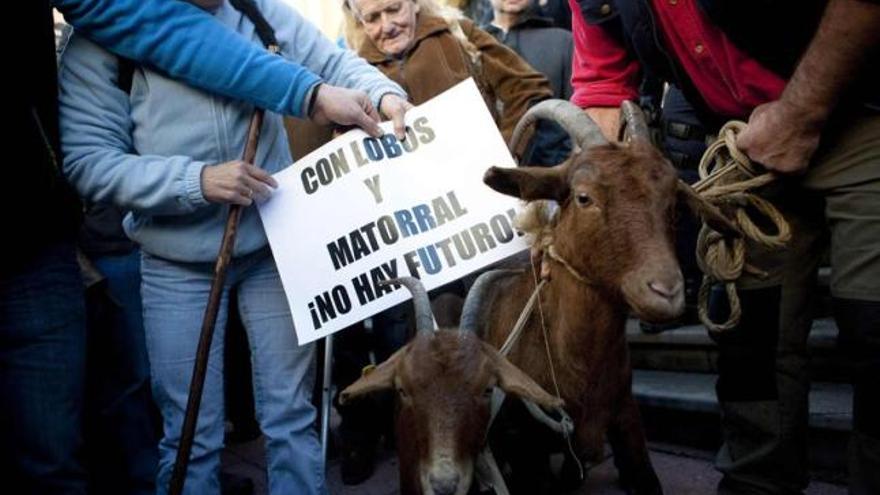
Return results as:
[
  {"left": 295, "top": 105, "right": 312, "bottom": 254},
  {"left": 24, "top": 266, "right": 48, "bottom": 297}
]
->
[
  {"left": 168, "top": 100, "right": 270, "bottom": 495},
  {"left": 168, "top": 3, "right": 281, "bottom": 489},
  {"left": 320, "top": 334, "right": 335, "bottom": 463}
]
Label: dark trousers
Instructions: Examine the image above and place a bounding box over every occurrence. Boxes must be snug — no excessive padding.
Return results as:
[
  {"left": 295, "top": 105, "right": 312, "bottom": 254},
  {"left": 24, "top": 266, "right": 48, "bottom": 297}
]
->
[
  {"left": 715, "top": 113, "right": 880, "bottom": 494},
  {"left": 0, "top": 242, "right": 88, "bottom": 494},
  {"left": 86, "top": 249, "right": 158, "bottom": 495}
]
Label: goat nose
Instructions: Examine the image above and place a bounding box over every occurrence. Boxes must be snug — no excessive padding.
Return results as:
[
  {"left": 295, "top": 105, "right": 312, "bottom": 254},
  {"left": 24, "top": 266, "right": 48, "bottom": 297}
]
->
[
  {"left": 429, "top": 472, "right": 460, "bottom": 495},
  {"left": 648, "top": 279, "right": 682, "bottom": 300}
]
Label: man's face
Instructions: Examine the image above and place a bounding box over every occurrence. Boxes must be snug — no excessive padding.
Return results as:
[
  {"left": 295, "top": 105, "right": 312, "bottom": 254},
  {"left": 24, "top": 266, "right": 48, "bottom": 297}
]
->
[
  {"left": 353, "top": 0, "right": 419, "bottom": 57},
  {"left": 491, "top": 0, "right": 532, "bottom": 15}
]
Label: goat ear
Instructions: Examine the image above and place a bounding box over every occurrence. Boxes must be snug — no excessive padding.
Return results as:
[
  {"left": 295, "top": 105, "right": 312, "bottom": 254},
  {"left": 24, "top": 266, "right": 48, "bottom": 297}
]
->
[
  {"left": 338, "top": 346, "right": 406, "bottom": 404},
  {"left": 484, "top": 166, "right": 569, "bottom": 202},
  {"left": 482, "top": 343, "right": 563, "bottom": 410},
  {"left": 676, "top": 180, "right": 741, "bottom": 237}
]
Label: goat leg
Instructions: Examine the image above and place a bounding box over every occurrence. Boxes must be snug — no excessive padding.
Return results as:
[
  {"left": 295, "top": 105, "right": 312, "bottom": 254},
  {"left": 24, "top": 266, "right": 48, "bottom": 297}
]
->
[{"left": 607, "top": 394, "right": 663, "bottom": 495}]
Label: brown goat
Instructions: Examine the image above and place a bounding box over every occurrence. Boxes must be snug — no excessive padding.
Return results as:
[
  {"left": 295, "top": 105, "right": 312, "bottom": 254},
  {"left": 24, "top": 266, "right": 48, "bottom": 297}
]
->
[
  {"left": 474, "top": 100, "right": 724, "bottom": 494},
  {"left": 340, "top": 277, "right": 562, "bottom": 495}
]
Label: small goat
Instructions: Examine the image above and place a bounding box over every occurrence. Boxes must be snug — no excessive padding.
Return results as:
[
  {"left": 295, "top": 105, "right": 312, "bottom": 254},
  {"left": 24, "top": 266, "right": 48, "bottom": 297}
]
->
[{"left": 340, "top": 276, "right": 562, "bottom": 495}]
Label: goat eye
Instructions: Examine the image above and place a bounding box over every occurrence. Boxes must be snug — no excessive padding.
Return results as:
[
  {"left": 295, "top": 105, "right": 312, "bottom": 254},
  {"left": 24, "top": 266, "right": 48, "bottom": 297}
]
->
[
  {"left": 397, "top": 386, "right": 408, "bottom": 399},
  {"left": 483, "top": 387, "right": 494, "bottom": 398},
  {"left": 575, "top": 193, "right": 591, "bottom": 206}
]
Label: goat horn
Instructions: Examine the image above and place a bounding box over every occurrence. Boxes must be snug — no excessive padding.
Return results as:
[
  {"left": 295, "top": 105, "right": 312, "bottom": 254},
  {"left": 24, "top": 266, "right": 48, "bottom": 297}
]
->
[
  {"left": 619, "top": 100, "right": 651, "bottom": 143},
  {"left": 380, "top": 277, "right": 436, "bottom": 333},
  {"left": 509, "top": 99, "right": 608, "bottom": 163},
  {"left": 460, "top": 269, "right": 523, "bottom": 332}
]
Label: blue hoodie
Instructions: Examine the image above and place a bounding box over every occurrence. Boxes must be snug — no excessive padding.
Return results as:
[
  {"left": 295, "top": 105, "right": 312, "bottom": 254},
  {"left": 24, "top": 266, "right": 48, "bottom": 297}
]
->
[{"left": 59, "top": 0, "right": 406, "bottom": 262}]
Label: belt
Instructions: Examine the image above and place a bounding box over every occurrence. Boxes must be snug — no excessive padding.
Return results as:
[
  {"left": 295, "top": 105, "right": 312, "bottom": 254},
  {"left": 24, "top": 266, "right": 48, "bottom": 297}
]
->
[{"left": 664, "top": 120, "right": 708, "bottom": 142}]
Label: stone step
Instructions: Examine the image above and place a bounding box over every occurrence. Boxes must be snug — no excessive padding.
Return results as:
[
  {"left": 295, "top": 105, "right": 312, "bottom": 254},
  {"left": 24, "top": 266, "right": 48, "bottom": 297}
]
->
[
  {"left": 632, "top": 369, "right": 852, "bottom": 473},
  {"left": 626, "top": 318, "right": 852, "bottom": 381}
]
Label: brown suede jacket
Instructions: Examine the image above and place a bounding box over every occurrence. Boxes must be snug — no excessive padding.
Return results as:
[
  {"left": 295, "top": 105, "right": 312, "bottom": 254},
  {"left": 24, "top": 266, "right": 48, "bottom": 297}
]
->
[{"left": 357, "top": 14, "right": 553, "bottom": 143}]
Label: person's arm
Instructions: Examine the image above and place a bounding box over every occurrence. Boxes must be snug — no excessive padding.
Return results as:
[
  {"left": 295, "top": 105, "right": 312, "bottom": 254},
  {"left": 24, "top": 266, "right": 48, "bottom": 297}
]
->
[
  {"left": 569, "top": 0, "right": 640, "bottom": 140},
  {"left": 465, "top": 22, "right": 554, "bottom": 144},
  {"left": 55, "top": 0, "right": 321, "bottom": 118},
  {"left": 737, "top": 0, "right": 880, "bottom": 173},
  {"left": 256, "top": 0, "right": 411, "bottom": 137},
  {"left": 58, "top": 36, "right": 274, "bottom": 214}
]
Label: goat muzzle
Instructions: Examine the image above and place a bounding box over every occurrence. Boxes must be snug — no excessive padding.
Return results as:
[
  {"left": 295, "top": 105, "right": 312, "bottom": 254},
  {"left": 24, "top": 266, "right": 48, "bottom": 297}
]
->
[
  {"left": 622, "top": 264, "right": 685, "bottom": 322},
  {"left": 422, "top": 456, "right": 471, "bottom": 495}
]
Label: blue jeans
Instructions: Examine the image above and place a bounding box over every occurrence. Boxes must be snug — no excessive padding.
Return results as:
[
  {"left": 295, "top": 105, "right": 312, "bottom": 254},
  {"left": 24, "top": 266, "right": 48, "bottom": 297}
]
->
[
  {"left": 93, "top": 250, "right": 146, "bottom": 359},
  {"left": 141, "top": 248, "right": 324, "bottom": 495},
  {"left": 0, "top": 242, "right": 88, "bottom": 494},
  {"left": 88, "top": 249, "right": 157, "bottom": 494}
]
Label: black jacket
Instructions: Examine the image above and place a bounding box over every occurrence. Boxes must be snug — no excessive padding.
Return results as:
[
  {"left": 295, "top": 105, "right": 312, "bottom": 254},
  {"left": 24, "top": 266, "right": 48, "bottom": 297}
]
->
[
  {"left": 7, "top": 2, "right": 82, "bottom": 271},
  {"left": 484, "top": 15, "right": 574, "bottom": 166},
  {"left": 575, "top": 0, "right": 880, "bottom": 121},
  {"left": 468, "top": 0, "right": 572, "bottom": 30},
  {"left": 484, "top": 15, "right": 573, "bottom": 100}
]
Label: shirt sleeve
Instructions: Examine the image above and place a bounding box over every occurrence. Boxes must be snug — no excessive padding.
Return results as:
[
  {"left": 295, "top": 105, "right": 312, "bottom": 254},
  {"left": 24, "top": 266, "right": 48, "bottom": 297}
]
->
[
  {"left": 569, "top": 0, "right": 641, "bottom": 108},
  {"left": 54, "top": 0, "right": 322, "bottom": 117},
  {"left": 58, "top": 35, "right": 210, "bottom": 216}
]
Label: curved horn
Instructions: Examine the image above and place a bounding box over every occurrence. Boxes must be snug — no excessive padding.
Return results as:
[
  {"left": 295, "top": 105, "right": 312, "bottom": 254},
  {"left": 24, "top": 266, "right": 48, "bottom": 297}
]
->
[
  {"left": 459, "top": 269, "right": 523, "bottom": 332},
  {"left": 509, "top": 99, "right": 608, "bottom": 162},
  {"left": 380, "top": 277, "right": 436, "bottom": 332},
  {"left": 620, "top": 100, "right": 650, "bottom": 143}
]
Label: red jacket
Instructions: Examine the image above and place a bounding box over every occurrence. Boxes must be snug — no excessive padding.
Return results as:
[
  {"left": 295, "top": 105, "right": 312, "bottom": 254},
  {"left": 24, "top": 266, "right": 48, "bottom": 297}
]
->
[{"left": 569, "top": 0, "right": 785, "bottom": 119}]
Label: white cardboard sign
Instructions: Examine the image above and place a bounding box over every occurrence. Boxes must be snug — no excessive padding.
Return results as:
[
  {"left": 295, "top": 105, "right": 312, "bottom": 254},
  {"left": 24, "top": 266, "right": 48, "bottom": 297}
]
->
[{"left": 259, "top": 79, "right": 528, "bottom": 344}]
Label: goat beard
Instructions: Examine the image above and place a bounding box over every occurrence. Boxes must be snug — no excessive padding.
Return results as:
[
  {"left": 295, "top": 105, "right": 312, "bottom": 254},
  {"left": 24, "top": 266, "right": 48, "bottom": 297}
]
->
[{"left": 514, "top": 200, "right": 557, "bottom": 246}]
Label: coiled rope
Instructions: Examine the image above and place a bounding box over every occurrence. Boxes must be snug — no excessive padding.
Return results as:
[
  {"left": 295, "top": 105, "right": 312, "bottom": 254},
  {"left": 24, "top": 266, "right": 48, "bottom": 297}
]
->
[{"left": 691, "top": 121, "right": 791, "bottom": 332}]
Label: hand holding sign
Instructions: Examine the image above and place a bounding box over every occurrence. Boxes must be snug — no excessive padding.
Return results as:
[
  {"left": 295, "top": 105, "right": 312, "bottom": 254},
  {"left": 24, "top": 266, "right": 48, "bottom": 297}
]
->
[
  {"left": 379, "top": 93, "right": 414, "bottom": 140},
  {"left": 310, "top": 84, "right": 383, "bottom": 137}
]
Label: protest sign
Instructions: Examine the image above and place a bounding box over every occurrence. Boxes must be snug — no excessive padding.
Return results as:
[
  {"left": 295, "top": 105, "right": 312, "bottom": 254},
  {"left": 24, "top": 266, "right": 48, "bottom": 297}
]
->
[{"left": 259, "top": 79, "right": 528, "bottom": 344}]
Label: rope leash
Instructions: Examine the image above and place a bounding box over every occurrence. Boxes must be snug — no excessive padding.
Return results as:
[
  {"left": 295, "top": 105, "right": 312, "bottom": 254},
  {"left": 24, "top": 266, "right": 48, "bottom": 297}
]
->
[
  {"left": 689, "top": 121, "right": 791, "bottom": 332},
  {"left": 529, "top": 259, "right": 585, "bottom": 482}
]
